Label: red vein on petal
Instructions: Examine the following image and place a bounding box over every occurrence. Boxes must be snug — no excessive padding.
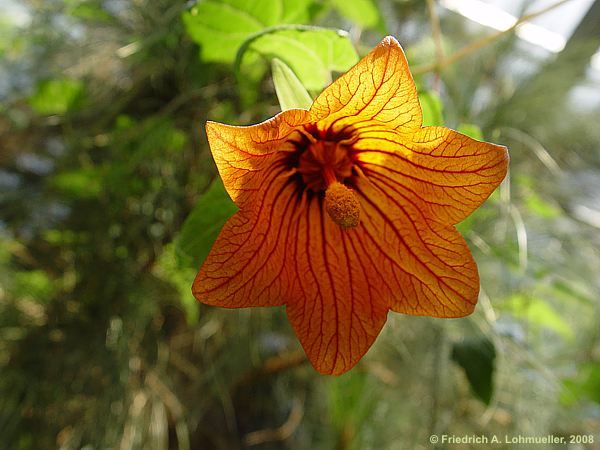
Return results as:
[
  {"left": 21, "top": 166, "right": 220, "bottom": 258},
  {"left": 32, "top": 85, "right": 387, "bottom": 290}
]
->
[
  {"left": 364, "top": 169, "right": 488, "bottom": 225},
  {"left": 319, "top": 204, "right": 341, "bottom": 372},
  {"left": 202, "top": 166, "right": 290, "bottom": 271},
  {"left": 198, "top": 174, "right": 295, "bottom": 301},
  {"left": 355, "top": 146, "right": 507, "bottom": 175},
  {"left": 367, "top": 175, "right": 479, "bottom": 290},
  {"left": 355, "top": 187, "right": 474, "bottom": 314}
]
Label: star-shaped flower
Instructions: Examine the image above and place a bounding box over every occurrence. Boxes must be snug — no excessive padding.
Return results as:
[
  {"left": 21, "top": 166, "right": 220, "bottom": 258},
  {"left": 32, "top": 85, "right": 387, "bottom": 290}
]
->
[{"left": 193, "top": 36, "right": 509, "bottom": 375}]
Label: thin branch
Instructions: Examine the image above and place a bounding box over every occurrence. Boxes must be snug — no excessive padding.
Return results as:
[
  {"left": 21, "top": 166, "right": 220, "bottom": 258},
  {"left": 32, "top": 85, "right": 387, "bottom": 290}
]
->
[
  {"left": 244, "top": 397, "right": 304, "bottom": 446},
  {"left": 426, "top": 0, "right": 445, "bottom": 92},
  {"left": 427, "top": 323, "right": 446, "bottom": 439},
  {"left": 169, "top": 350, "right": 203, "bottom": 381},
  {"left": 234, "top": 350, "right": 307, "bottom": 389},
  {"left": 509, "top": 205, "right": 528, "bottom": 273},
  {"left": 500, "top": 127, "right": 562, "bottom": 177},
  {"left": 413, "top": 0, "right": 574, "bottom": 75},
  {"left": 146, "top": 370, "right": 185, "bottom": 420}
]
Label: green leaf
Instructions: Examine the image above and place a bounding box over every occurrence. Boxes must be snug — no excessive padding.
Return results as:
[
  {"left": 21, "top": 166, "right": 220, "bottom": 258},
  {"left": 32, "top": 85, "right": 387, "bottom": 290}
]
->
[
  {"left": 524, "top": 191, "right": 562, "bottom": 218},
  {"left": 330, "top": 0, "right": 383, "bottom": 30},
  {"left": 419, "top": 91, "right": 444, "bottom": 126},
  {"left": 271, "top": 58, "right": 313, "bottom": 111},
  {"left": 65, "top": 0, "right": 114, "bottom": 22},
  {"left": 451, "top": 336, "right": 496, "bottom": 405},
  {"left": 327, "top": 370, "right": 377, "bottom": 441},
  {"left": 124, "top": 118, "right": 187, "bottom": 167},
  {"left": 28, "top": 78, "right": 85, "bottom": 115},
  {"left": 551, "top": 279, "right": 593, "bottom": 306},
  {"left": 49, "top": 168, "right": 103, "bottom": 199},
  {"left": 560, "top": 363, "right": 600, "bottom": 406},
  {"left": 458, "top": 123, "right": 484, "bottom": 141},
  {"left": 182, "top": 0, "right": 316, "bottom": 63},
  {"left": 504, "top": 294, "right": 574, "bottom": 340},
  {"left": 237, "top": 51, "right": 269, "bottom": 107},
  {"left": 154, "top": 244, "right": 199, "bottom": 325},
  {"left": 238, "top": 26, "right": 358, "bottom": 91},
  {"left": 12, "top": 270, "right": 58, "bottom": 302},
  {"left": 175, "top": 178, "right": 238, "bottom": 268}
]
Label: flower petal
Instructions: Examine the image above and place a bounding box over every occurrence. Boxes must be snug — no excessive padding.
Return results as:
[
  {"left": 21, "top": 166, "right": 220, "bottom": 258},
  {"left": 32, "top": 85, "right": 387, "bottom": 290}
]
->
[
  {"left": 286, "top": 195, "right": 388, "bottom": 375},
  {"left": 205, "top": 109, "right": 309, "bottom": 207},
  {"left": 309, "top": 36, "right": 422, "bottom": 133},
  {"left": 353, "top": 174, "right": 480, "bottom": 318},
  {"left": 353, "top": 126, "right": 509, "bottom": 224},
  {"left": 192, "top": 166, "right": 300, "bottom": 308}
]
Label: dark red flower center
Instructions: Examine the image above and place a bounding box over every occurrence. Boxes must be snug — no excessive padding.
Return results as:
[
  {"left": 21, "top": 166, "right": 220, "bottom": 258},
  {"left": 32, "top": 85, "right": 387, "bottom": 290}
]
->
[
  {"left": 287, "top": 124, "right": 361, "bottom": 229},
  {"left": 297, "top": 139, "right": 353, "bottom": 191}
]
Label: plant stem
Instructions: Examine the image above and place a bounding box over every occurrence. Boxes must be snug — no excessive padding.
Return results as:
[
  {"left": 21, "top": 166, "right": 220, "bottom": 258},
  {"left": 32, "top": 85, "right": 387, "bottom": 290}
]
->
[
  {"left": 426, "top": 0, "right": 445, "bottom": 92},
  {"left": 413, "top": 0, "right": 574, "bottom": 75}
]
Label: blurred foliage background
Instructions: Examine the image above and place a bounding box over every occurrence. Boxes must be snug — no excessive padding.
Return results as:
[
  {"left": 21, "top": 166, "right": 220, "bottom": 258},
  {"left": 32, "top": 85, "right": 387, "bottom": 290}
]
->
[{"left": 1, "top": 0, "right": 600, "bottom": 449}]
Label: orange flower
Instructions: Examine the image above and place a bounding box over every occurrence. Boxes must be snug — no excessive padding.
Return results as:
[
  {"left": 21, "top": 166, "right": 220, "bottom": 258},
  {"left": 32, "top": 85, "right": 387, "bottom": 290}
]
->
[{"left": 193, "top": 36, "right": 508, "bottom": 375}]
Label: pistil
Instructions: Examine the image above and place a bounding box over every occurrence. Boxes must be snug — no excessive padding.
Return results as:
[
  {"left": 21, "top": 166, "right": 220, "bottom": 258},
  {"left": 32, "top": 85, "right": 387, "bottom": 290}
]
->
[{"left": 323, "top": 167, "right": 361, "bottom": 229}]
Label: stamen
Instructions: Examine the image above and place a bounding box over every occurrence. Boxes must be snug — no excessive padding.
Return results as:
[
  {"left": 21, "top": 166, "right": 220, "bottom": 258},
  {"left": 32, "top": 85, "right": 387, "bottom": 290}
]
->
[
  {"left": 324, "top": 182, "right": 361, "bottom": 229},
  {"left": 322, "top": 166, "right": 338, "bottom": 187}
]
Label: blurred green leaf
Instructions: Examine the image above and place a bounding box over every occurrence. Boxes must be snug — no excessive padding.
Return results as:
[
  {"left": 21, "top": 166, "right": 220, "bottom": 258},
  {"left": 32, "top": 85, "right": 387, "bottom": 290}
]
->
[
  {"left": 115, "top": 114, "right": 135, "bottom": 130},
  {"left": 28, "top": 78, "right": 85, "bottom": 115},
  {"left": 238, "top": 27, "right": 358, "bottom": 91},
  {"left": 330, "top": 0, "right": 383, "bottom": 30},
  {"left": 154, "top": 244, "right": 199, "bottom": 324},
  {"left": 451, "top": 336, "right": 496, "bottom": 405},
  {"left": 458, "top": 123, "right": 484, "bottom": 141},
  {"left": 123, "top": 118, "right": 187, "bottom": 167},
  {"left": 65, "top": 0, "right": 114, "bottom": 22},
  {"left": 182, "top": 0, "right": 316, "bottom": 63},
  {"left": 524, "top": 191, "right": 562, "bottom": 218},
  {"left": 175, "top": 178, "right": 238, "bottom": 269},
  {"left": 328, "top": 370, "right": 367, "bottom": 427},
  {"left": 560, "top": 363, "right": 600, "bottom": 406},
  {"left": 12, "top": 270, "right": 57, "bottom": 302},
  {"left": 272, "top": 58, "right": 313, "bottom": 111},
  {"left": 43, "top": 229, "right": 80, "bottom": 246},
  {"left": 0, "top": 16, "right": 18, "bottom": 58},
  {"left": 515, "top": 171, "right": 561, "bottom": 219},
  {"left": 504, "top": 294, "right": 574, "bottom": 340},
  {"left": 420, "top": 91, "right": 444, "bottom": 126},
  {"left": 551, "top": 279, "right": 594, "bottom": 306},
  {"left": 49, "top": 168, "right": 103, "bottom": 199},
  {"left": 328, "top": 370, "right": 377, "bottom": 443}
]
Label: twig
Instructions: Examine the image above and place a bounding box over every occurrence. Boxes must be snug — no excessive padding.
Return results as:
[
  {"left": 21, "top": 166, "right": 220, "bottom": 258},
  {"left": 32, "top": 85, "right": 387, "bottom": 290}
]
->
[
  {"left": 146, "top": 367, "right": 193, "bottom": 450},
  {"left": 234, "top": 349, "right": 307, "bottom": 389},
  {"left": 428, "top": 323, "right": 446, "bottom": 439},
  {"left": 509, "top": 204, "right": 528, "bottom": 273},
  {"left": 169, "top": 350, "right": 203, "bottom": 380},
  {"left": 500, "top": 127, "right": 562, "bottom": 177},
  {"left": 244, "top": 397, "right": 304, "bottom": 446},
  {"left": 426, "top": 0, "right": 445, "bottom": 92},
  {"left": 364, "top": 361, "right": 398, "bottom": 385},
  {"left": 146, "top": 370, "right": 185, "bottom": 420},
  {"left": 413, "top": 0, "right": 573, "bottom": 75}
]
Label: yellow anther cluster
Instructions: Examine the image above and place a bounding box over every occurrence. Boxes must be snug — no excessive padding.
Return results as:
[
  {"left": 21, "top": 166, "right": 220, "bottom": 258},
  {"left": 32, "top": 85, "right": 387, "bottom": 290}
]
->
[{"left": 324, "top": 182, "right": 361, "bottom": 229}]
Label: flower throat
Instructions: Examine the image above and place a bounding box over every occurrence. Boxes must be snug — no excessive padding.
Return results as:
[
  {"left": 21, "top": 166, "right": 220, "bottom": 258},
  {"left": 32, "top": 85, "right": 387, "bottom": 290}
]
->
[{"left": 296, "top": 131, "right": 361, "bottom": 229}]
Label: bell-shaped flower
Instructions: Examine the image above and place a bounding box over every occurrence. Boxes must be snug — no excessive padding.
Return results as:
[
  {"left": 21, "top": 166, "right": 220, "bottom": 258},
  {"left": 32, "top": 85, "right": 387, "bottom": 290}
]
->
[{"left": 193, "top": 36, "right": 509, "bottom": 375}]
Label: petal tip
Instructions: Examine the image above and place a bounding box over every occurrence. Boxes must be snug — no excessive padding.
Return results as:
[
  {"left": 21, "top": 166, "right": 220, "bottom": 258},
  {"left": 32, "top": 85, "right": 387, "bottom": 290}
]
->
[
  {"left": 205, "top": 120, "right": 224, "bottom": 139},
  {"left": 380, "top": 35, "right": 401, "bottom": 48},
  {"left": 191, "top": 272, "right": 206, "bottom": 302},
  {"left": 309, "top": 355, "right": 357, "bottom": 376},
  {"left": 442, "top": 287, "right": 479, "bottom": 318},
  {"left": 495, "top": 143, "right": 510, "bottom": 173}
]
